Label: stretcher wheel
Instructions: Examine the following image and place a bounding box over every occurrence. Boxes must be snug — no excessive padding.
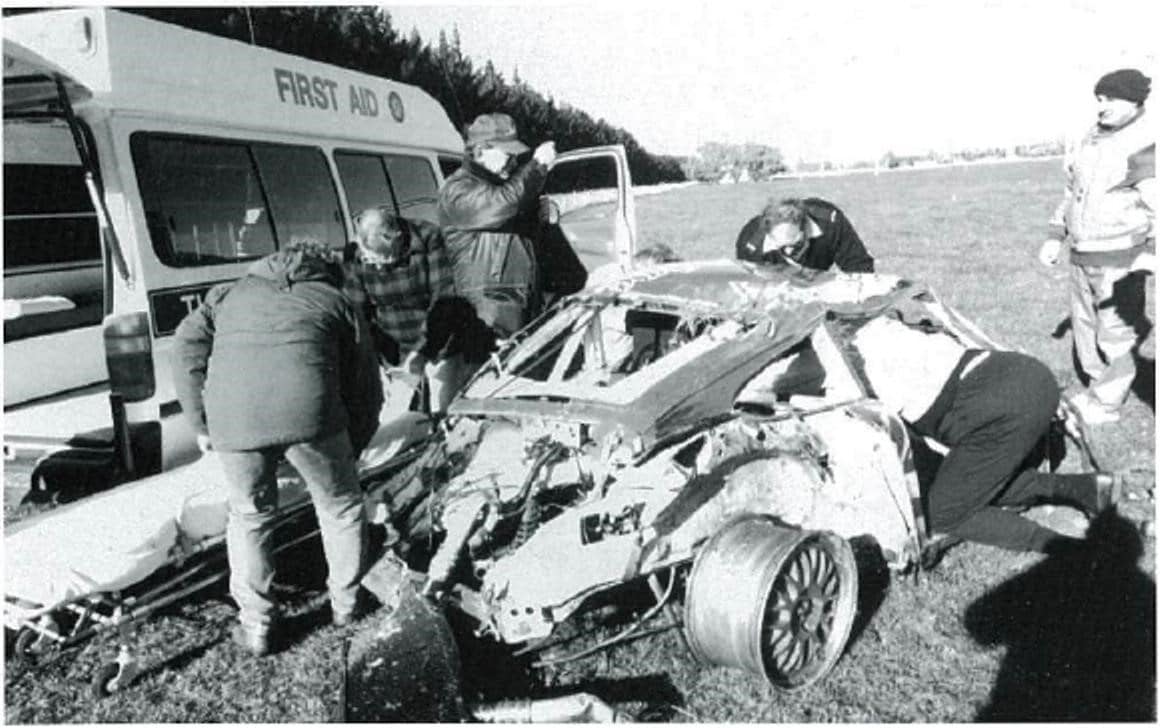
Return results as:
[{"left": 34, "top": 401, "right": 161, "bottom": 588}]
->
[
  {"left": 13, "top": 622, "right": 57, "bottom": 663},
  {"left": 90, "top": 662, "right": 123, "bottom": 698},
  {"left": 13, "top": 628, "right": 39, "bottom": 660}
]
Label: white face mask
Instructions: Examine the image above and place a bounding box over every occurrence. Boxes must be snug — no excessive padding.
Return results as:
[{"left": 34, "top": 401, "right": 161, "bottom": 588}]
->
[{"left": 476, "top": 146, "right": 517, "bottom": 179}]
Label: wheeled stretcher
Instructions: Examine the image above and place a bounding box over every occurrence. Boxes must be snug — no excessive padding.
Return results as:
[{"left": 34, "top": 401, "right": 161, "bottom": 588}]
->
[{"left": 4, "top": 406, "right": 433, "bottom": 697}]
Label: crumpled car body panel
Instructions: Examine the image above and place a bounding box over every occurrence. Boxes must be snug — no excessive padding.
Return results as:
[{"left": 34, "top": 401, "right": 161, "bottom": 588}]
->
[{"left": 418, "top": 261, "right": 1010, "bottom": 644}]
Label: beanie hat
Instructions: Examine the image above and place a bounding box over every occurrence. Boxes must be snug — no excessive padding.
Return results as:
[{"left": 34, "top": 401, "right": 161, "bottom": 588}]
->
[{"left": 1094, "top": 69, "right": 1151, "bottom": 104}]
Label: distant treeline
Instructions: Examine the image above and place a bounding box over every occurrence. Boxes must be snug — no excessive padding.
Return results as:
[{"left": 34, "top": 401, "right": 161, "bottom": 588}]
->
[{"left": 106, "top": 7, "right": 686, "bottom": 186}]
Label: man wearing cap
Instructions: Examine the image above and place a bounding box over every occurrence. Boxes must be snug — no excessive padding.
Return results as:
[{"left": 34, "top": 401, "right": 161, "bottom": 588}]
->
[
  {"left": 438, "top": 112, "right": 557, "bottom": 339},
  {"left": 735, "top": 197, "right": 875, "bottom": 273},
  {"left": 1038, "top": 68, "right": 1155, "bottom": 425}
]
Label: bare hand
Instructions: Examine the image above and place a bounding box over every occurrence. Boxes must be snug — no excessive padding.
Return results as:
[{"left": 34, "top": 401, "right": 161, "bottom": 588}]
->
[
  {"left": 533, "top": 141, "right": 557, "bottom": 167},
  {"left": 1038, "top": 238, "right": 1062, "bottom": 267},
  {"left": 402, "top": 349, "right": 427, "bottom": 377},
  {"left": 1130, "top": 251, "right": 1155, "bottom": 274}
]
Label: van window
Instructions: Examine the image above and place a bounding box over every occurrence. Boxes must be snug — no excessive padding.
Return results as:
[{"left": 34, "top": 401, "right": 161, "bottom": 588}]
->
[
  {"left": 335, "top": 151, "right": 392, "bottom": 223},
  {"left": 335, "top": 151, "right": 441, "bottom": 225},
  {"left": 251, "top": 145, "right": 345, "bottom": 248},
  {"left": 131, "top": 134, "right": 344, "bottom": 266},
  {"left": 3, "top": 118, "right": 103, "bottom": 338},
  {"left": 383, "top": 154, "right": 439, "bottom": 223},
  {"left": 4, "top": 163, "right": 99, "bottom": 270},
  {"left": 438, "top": 155, "right": 461, "bottom": 181},
  {"left": 3, "top": 119, "right": 100, "bottom": 274}
]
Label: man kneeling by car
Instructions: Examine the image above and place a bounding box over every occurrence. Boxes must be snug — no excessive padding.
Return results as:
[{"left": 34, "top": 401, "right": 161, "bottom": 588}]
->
[{"left": 844, "top": 315, "right": 1151, "bottom": 559}]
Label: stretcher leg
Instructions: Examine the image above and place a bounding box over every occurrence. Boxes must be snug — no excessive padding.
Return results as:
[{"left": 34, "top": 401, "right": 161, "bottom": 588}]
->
[{"left": 91, "top": 607, "right": 141, "bottom": 698}]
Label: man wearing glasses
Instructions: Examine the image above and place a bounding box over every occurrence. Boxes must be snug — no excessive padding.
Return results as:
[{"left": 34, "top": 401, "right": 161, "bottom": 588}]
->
[{"left": 735, "top": 197, "right": 875, "bottom": 273}]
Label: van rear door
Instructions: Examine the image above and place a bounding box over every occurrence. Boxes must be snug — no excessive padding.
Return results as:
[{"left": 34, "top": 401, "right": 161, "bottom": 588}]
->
[{"left": 3, "top": 41, "right": 106, "bottom": 408}]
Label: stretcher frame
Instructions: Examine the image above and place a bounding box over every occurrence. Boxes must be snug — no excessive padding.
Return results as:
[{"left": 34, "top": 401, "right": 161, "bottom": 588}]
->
[{"left": 4, "top": 439, "right": 431, "bottom": 698}]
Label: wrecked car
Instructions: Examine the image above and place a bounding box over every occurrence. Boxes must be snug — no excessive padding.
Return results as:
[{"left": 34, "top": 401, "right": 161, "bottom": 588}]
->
[{"left": 347, "top": 260, "right": 1091, "bottom": 720}]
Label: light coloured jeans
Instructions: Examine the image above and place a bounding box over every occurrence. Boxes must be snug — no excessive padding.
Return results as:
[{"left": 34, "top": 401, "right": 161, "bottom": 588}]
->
[
  {"left": 217, "top": 430, "right": 367, "bottom": 631},
  {"left": 1069, "top": 263, "right": 1147, "bottom": 409}
]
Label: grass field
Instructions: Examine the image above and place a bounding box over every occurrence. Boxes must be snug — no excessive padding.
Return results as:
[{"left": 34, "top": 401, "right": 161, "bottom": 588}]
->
[{"left": 4, "top": 158, "right": 1155, "bottom": 723}]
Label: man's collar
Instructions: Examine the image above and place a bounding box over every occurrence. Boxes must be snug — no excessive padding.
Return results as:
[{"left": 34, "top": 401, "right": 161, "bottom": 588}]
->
[
  {"left": 804, "top": 216, "right": 824, "bottom": 239},
  {"left": 1096, "top": 107, "right": 1147, "bottom": 135}
]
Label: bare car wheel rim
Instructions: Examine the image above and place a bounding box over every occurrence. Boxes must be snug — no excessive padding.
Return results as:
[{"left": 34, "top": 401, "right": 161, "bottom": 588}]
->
[
  {"left": 764, "top": 540, "right": 841, "bottom": 676},
  {"left": 759, "top": 533, "right": 856, "bottom": 688}
]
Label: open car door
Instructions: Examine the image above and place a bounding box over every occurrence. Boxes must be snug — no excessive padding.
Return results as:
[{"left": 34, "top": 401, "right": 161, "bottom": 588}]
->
[{"left": 540, "top": 145, "right": 636, "bottom": 286}]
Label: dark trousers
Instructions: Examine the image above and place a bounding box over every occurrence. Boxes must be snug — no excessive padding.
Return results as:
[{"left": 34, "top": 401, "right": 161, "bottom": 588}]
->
[{"left": 913, "top": 351, "right": 1099, "bottom": 552}]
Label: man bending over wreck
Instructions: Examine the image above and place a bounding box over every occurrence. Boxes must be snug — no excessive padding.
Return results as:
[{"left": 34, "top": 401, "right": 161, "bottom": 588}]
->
[{"left": 172, "top": 242, "right": 382, "bottom": 655}]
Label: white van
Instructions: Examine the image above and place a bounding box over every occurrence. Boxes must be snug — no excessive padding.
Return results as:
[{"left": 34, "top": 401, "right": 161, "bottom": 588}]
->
[{"left": 3, "top": 8, "right": 636, "bottom": 486}]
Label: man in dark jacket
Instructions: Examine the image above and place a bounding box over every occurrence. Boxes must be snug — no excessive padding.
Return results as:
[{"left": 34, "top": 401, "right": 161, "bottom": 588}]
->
[
  {"left": 735, "top": 197, "right": 875, "bottom": 273},
  {"left": 172, "top": 241, "right": 383, "bottom": 655},
  {"left": 438, "top": 112, "right": 557, "bottom": 338}
]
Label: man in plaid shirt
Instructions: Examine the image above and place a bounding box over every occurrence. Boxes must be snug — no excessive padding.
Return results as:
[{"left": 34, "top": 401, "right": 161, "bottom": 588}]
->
[{"left": 343, "top": 207, "right": 456, "bottom": 367}]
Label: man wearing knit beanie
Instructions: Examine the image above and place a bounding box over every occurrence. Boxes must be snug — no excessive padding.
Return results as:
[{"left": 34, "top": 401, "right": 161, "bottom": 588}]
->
[{"left": 1038, "top": 68, "right": 1155, "bottom": 425}]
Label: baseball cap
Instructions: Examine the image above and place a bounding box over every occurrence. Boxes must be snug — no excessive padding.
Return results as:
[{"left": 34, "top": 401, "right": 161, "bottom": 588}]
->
[{"left": 465, "top": 113, "right": 530, "bottom": 154}]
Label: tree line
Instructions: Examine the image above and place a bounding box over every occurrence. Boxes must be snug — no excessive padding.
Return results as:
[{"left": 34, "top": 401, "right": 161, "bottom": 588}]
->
[{"left": 107, "top": 7, "right": 686, "bottom": 186}]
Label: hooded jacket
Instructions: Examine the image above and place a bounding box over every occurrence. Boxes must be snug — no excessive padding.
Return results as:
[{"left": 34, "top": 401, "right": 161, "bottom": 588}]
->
[
  {"left": 437, "top": 158, "right": 548, "bottom": 337},
  {"left": 172, "top": 248, "right": 383, "bottom": 453},
  {"left": 1050, "top": 112, "right": 1155, "bottom": 265}
]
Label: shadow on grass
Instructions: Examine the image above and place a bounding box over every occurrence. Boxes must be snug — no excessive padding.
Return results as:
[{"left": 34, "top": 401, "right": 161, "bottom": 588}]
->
[
  {"left": 964, "top": 510, "right": 1155, "bottom": 721},
  {"left": 1131, "top": 352, "right": 1155, "bottom": 412},
  {"left": 846, "top": 535, "right": 891, "bottom": 650}
]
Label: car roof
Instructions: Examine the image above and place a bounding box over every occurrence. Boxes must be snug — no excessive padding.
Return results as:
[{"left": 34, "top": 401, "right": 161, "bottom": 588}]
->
[
  {"left": 454, "top": 260, "right": 942, "bottom": 448},
  {"left": 580, "top": 259, "right": 926, "bottom": 328}
]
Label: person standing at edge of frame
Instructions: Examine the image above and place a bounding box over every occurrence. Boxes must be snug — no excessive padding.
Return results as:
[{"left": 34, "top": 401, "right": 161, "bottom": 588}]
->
[
  {"left": 1039, "top": 68, "right": 1155, "bottom": 425},
  {"left": 171, "top": 241, "right": 383, "bottom": 656},
  {"left": 438, "top": 112, "right": 557, "bottom": 340}
]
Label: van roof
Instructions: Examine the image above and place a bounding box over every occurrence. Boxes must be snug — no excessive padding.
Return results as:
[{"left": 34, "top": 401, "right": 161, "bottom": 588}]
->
[{"left": 2, "top": 8, "right": 465, "bottom": 153}]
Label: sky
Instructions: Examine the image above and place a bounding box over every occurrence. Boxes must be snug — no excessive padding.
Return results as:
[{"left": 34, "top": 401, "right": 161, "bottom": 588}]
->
[{"left": 387, "top": 0, "right": 1158, "bottom": 161}]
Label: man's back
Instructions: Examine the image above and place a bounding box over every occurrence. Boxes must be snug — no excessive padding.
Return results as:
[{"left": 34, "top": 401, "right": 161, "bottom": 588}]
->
[{"left": 173, "top": 249, "right": 380, "bottom": 453}]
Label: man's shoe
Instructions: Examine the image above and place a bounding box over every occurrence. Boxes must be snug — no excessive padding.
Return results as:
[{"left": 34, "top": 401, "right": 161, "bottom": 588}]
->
[
  {"left": 1094, "top": 470, "right": 1155, "bottom": 523},
  {"left": 1069, "top": 392, "right": 1120, "bottom": 425},
  {"left": 920, "top": 533, "right": 963, "bottom": 570},
  {"left": 231, "top": 624, "right": 271, "bottom": 657}
]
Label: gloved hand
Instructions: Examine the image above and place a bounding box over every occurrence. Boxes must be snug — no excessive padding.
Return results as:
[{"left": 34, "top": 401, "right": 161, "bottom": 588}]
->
[
  {"left": 1038, "top": 238, "right": 1063, "bottom": 266},
  {"left": 196, "top": 433, "right": 213, "bottom": 453}
]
